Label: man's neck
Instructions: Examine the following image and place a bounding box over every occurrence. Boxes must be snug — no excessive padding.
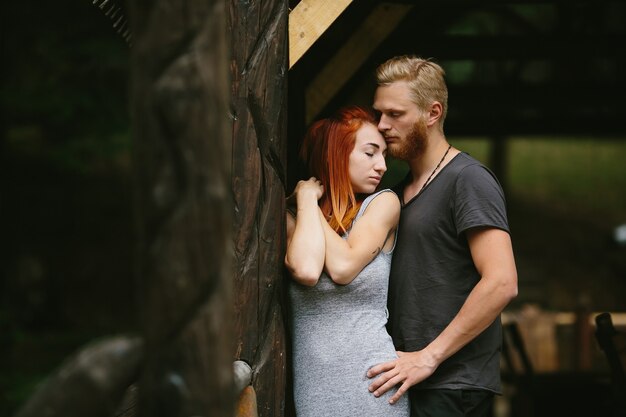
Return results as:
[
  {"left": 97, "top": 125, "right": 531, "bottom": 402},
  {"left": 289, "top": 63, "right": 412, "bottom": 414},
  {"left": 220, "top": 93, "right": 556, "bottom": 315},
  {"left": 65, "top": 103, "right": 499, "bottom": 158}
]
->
[
  {"left": 408, "top": 133, "right": 449, "bottom": 177},
  {"left": 403, "top": 134, "right": 458, "bottom": 201}
]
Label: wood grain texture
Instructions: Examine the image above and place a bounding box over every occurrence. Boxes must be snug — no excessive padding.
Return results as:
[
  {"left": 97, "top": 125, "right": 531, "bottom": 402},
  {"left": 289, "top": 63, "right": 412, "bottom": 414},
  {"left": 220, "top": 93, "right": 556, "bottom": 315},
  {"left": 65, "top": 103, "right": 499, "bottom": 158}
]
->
[
  {"left": 130, "top": 0, "right": 233, "bottom": 415},
  {"left": 230, "top": 1, "right": 289, "bottom": 416},
  {"left": 289, "top": 0, "right": 353, "bottom": 68}
]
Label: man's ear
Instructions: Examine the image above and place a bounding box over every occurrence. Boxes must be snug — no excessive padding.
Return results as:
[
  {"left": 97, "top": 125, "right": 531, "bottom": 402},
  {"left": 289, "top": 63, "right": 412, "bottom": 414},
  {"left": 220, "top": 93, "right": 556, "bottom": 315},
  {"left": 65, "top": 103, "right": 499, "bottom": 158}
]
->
[{"left": 427, "top": 102, "right": 443, "bottom": 127}]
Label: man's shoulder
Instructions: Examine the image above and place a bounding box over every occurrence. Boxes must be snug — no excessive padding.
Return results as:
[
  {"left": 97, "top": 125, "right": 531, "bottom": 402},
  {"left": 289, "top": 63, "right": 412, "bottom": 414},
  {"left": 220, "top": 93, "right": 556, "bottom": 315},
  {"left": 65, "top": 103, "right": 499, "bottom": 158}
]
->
[
  {"left": 451, "top": 153, "right": 500, "bottom": 183},
  {"left": 450, "top": 152, "right": 484, "bottom": 171}
]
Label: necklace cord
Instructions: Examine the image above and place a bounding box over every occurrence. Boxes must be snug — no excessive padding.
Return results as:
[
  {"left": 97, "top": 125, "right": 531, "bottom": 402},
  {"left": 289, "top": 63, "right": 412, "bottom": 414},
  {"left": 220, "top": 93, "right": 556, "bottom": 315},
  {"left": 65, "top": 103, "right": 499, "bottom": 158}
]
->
[{"left": 419, "top": 144, "right": 452, "bottom": 194}]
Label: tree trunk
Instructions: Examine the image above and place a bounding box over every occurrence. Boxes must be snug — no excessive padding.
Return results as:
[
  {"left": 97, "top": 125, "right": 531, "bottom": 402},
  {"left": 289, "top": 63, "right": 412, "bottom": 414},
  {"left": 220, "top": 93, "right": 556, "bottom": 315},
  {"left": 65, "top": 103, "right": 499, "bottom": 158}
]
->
[
  {"left": 229, "top": 1, "right": 289, "bottom": 416},
  {"left": 129, "top": 1, "right": 233, "bottom": 416}
]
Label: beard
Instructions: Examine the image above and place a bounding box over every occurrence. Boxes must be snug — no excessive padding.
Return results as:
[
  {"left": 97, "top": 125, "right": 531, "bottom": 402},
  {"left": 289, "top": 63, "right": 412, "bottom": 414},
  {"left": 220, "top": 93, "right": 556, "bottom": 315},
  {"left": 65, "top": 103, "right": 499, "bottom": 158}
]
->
[{"left": 387, "top": 116, "right": 429, "bottom": 161}]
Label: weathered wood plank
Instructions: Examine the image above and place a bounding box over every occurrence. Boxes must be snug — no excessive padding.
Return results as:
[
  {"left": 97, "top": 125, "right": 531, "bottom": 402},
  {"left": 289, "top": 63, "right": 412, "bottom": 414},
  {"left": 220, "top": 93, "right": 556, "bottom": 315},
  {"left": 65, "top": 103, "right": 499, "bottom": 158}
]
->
[
  {"left": 130, "top": 0, "right": 233, "bottom": 415},
  {"left": 230, "top": 1, "right": 289, "bottom": 416},
  {"left": 289, "top": 0, "right": 353, "bottom": 68}
]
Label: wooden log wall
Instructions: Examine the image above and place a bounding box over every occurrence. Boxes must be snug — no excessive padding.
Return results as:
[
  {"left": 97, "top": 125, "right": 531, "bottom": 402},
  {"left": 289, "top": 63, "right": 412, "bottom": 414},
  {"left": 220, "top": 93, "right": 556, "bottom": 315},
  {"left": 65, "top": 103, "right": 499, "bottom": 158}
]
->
[
  {"left": 130, "top": 0, "right": 233, "bottom": 416},
  {"left": 230, "top": 0, "right": 290, "bottom": 416}
]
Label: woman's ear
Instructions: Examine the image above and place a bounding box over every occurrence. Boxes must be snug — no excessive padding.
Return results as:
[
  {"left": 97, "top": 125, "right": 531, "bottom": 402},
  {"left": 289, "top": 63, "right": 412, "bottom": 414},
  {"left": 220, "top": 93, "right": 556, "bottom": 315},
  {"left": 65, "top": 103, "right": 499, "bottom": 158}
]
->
[{"left": 427, "top": 102, "right": 443, "bottom": 127}]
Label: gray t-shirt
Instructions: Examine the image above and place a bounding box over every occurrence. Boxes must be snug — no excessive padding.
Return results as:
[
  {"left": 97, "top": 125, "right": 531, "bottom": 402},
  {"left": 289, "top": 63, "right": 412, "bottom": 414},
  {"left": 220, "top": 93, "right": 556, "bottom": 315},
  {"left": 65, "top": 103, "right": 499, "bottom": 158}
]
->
[{"left": 388, "top": 152, "right": 510, "bottom": 394}]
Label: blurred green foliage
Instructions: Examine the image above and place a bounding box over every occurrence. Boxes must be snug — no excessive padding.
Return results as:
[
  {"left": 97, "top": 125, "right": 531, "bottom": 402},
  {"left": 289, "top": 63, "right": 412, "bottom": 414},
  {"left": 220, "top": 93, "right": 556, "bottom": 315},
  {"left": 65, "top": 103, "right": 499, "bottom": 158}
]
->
[
  {"left": 459, "top": 137, "right": 626, "bottom": 224},
  {"left": 383, "top": 137, "right": 626, "bottom": 226}
]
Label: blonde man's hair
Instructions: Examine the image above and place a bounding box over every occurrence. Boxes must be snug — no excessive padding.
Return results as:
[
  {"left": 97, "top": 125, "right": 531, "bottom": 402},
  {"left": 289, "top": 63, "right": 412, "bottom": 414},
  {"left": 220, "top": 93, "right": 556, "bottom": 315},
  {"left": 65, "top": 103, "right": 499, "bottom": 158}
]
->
[{"left": 376, "top": 55, "right": 448, "bottom": 128}]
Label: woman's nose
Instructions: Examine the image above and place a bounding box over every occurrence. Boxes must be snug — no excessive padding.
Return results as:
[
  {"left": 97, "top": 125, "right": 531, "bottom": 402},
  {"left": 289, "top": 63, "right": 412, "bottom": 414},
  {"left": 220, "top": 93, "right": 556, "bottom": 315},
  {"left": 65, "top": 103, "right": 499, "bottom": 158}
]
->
[{"left": 375, "top": 157, "right": 387, "bottom": 173}]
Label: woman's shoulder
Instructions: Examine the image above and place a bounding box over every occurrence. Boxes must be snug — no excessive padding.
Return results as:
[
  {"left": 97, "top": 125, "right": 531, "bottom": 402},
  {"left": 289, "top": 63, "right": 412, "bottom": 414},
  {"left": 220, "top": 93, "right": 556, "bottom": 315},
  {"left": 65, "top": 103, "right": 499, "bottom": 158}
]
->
[
  {"left": 365, "top": 188, "right": 397, "bottom": 202},
  {"left": 359, "top": 189, "right": 400, "bottom": 217},
  {"left": 365, "top": 188, "right": 399, "bottom": 204}
]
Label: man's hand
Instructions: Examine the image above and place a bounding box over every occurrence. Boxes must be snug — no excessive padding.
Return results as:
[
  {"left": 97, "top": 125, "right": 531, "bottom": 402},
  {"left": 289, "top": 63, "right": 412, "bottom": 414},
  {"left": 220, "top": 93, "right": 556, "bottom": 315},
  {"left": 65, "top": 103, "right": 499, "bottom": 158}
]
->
[{"left": 366, "top": 350, "right": 438, "bottom": 404}]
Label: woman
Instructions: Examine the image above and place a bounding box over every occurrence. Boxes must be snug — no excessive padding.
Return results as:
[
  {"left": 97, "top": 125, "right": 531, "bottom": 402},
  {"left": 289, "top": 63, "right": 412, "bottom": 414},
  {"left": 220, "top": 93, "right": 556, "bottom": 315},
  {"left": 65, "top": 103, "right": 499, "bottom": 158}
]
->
[{"left": 285, "top": 106, "right": 409, "bottom": 417}]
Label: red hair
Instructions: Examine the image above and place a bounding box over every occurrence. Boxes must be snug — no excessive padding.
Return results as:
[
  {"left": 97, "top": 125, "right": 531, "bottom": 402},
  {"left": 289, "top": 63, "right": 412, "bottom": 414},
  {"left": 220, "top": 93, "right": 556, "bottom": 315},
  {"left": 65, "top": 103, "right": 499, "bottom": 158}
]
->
[{"left": 300, "top": 106, "right": 377, "bottom": 233}]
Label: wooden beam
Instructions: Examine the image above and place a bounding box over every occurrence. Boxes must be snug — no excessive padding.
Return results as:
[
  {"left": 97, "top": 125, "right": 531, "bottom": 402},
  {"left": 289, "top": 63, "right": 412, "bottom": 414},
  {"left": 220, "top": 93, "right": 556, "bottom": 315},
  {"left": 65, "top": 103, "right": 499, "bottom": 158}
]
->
[
  {"left": 289, "top": 0, "right": 353, "bottom": 69},
  {"left": 305, "top": 2, "right": 413, "bottom": 122}
]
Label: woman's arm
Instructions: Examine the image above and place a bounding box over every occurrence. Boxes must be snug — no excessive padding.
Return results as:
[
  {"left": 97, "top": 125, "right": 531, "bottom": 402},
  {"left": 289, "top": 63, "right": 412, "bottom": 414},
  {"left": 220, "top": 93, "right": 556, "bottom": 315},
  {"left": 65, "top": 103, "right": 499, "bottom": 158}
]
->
[
  {"left": 284, "top": 178, "right": 326, "bottom": 286},
  {"left": 320, "top": 191, "right": 400, "bottom": 285}
]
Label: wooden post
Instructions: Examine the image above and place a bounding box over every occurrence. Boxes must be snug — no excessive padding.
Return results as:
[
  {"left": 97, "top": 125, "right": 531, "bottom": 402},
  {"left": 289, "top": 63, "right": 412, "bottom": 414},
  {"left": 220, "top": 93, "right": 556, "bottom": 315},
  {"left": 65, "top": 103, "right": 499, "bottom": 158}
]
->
[
  {"left": 230, "top": 1, "right": 289, "bottom": 417},
  {"left": 130, "top": 0, "right": 233, "bottom": 416}
]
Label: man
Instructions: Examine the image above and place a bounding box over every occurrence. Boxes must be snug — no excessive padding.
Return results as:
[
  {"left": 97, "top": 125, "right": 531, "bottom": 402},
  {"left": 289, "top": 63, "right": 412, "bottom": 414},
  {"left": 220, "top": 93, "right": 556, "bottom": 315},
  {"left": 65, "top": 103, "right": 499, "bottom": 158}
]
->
[{"left": 367, "top": 55, "right": 518, "bottom": 416}]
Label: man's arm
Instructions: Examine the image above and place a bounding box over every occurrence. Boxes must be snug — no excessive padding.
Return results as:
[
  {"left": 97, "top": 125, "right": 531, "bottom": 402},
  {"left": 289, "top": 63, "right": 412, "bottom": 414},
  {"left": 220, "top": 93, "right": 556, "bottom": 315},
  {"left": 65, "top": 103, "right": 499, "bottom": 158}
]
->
[{"left": 367, "top": 226, "right": 518, "bottom": 404}]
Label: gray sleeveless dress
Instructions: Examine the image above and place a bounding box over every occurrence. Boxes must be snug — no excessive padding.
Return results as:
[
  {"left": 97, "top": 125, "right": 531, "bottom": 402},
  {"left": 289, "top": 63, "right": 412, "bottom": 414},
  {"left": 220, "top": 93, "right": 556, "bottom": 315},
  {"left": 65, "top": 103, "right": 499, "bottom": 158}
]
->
[{"left": 289, "top": 190, "right": 410, "bottom": 417}]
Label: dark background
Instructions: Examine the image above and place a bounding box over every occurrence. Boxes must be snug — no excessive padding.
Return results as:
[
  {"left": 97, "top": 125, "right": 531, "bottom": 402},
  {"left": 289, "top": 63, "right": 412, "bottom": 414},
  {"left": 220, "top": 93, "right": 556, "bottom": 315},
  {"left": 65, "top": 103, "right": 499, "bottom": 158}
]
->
[{"left": 1, "top": 2, "right": 133, "bottom": 412}]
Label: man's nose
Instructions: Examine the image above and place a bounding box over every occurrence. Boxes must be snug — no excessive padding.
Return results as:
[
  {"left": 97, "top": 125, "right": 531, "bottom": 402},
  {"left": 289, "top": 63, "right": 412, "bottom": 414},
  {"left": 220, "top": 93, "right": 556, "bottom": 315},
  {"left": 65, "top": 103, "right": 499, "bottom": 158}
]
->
[{"left": 378, "top": 115, "right": 390, "bottom": 131}]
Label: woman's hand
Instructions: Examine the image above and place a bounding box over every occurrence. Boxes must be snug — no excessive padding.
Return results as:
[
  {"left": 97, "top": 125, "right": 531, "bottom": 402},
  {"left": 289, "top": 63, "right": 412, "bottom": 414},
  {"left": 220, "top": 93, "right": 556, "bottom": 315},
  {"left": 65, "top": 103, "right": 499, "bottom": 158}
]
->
[{"left": 293, "top": 177, "right": 324, "bottom": 204}]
